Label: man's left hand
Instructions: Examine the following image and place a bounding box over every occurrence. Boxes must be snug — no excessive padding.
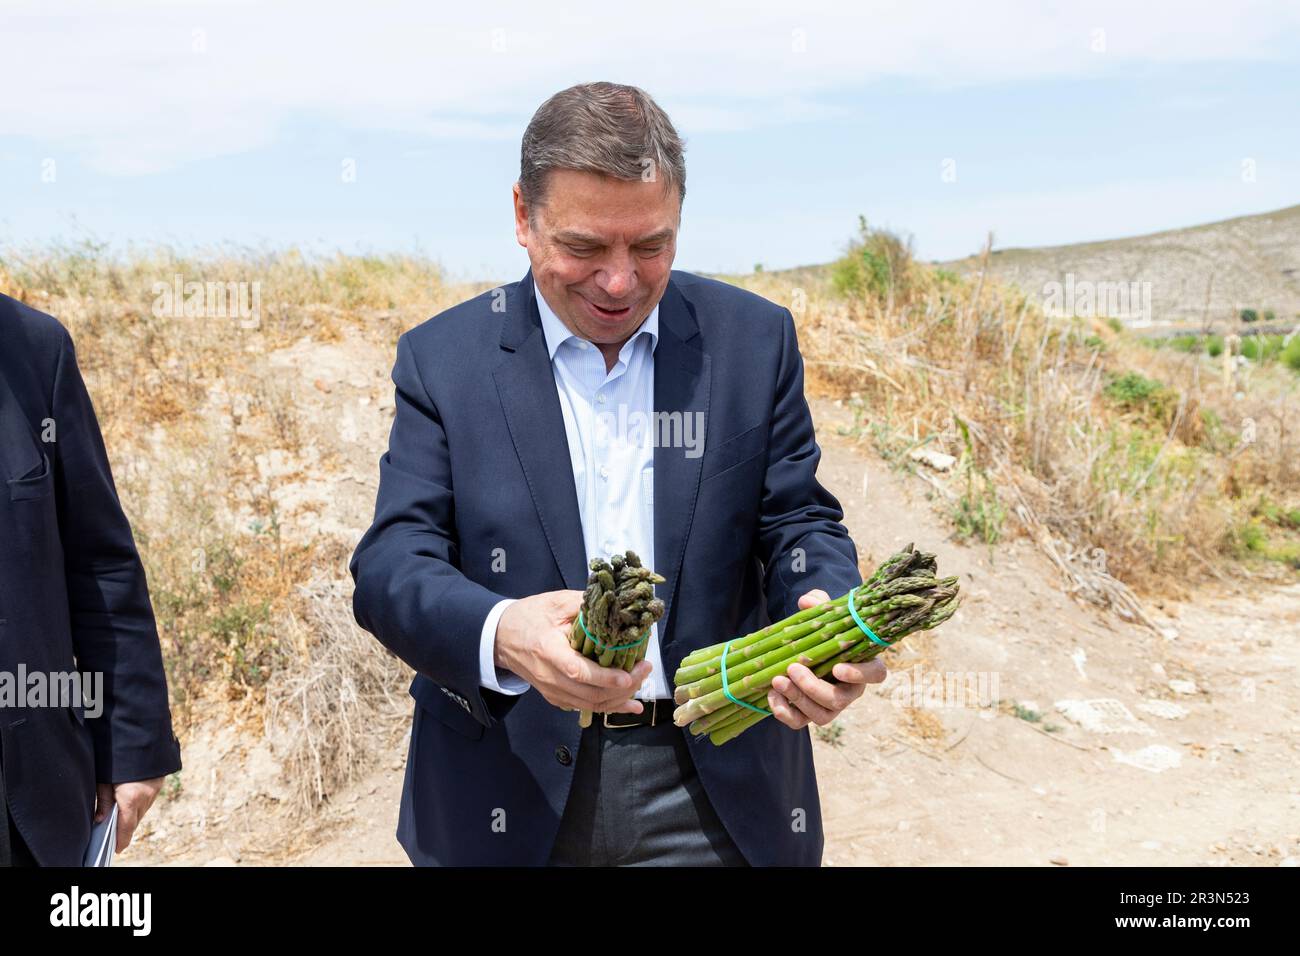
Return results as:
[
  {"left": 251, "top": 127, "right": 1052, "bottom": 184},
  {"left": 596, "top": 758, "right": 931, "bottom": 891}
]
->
[
  {"left": 768, "top": 589, "right": 887, "bottom": 729},
  {"left": 94, "top": 777, "right": 166, "bottom": 853}
]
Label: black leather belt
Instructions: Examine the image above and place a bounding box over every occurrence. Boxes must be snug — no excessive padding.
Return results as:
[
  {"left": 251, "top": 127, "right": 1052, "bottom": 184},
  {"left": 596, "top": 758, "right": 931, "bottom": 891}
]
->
[{"left": 601, "top": 699, "right": 675, "bottom": 728}]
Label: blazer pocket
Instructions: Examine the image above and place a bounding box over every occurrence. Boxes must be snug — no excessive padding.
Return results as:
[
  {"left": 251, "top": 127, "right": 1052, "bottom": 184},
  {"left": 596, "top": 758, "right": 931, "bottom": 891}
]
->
[
  {"left": 700, "top": 423, "right": 766, "bottom": 482},
  {"left": 8, "top": 451, "right": 53, "bottom": 502},
  {"left": 410, "top": 676, "right": 485, "bottom": 741}
]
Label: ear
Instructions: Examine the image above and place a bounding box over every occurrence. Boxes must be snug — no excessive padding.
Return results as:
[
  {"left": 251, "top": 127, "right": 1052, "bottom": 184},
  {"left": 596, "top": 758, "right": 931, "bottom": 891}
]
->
[{"left": 513, "top": 182, "right": 532, "bottom": 249}]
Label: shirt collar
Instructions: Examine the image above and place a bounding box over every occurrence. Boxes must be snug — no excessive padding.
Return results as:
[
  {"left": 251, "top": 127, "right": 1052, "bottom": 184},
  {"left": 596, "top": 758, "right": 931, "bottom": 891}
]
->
[{"left": 535, "top": 284, "right": 660, "bottom": 361}]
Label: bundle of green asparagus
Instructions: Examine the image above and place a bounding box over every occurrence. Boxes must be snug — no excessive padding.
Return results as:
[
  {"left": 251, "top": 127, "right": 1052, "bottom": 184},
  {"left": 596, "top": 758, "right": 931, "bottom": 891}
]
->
[
  {"left": 673, "top": 544, "right": 961, "bottom": 745},
  {"left": 568, "top": 550, "right": 666, "bottom": 727}
]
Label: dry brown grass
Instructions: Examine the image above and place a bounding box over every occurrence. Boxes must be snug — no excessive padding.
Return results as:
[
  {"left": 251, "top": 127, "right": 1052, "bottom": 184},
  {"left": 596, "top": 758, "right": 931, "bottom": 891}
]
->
[
  {"left": 729, "top": 240, "right": 1300, "bottom": 620},
  {"left": 0, "top": 244, "right": 492, "bottom": 810},
  {"left": 0, "top": 247, "right": 483, "bottom": 723},
  {"left": 264, "top": 577, "right": 412, "bottom": 816}
]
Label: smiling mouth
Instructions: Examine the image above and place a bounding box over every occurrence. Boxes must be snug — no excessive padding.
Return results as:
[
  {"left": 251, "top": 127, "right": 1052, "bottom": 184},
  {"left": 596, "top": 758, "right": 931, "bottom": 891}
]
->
[{"left": 582, "top": 295, "right": 632, "bottom": 318}]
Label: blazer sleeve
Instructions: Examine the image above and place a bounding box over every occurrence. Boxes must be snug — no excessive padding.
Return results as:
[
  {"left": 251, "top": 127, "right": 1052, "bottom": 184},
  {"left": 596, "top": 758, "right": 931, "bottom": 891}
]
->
[
  {"left": 754, "top": 307, "right": 862, "bottom": 623},
  {"left": 349, "top": 331, "right": 509, "bottom": 728},
  {"left": 52, "top": 329, "right": 182, "bottom": 784}
]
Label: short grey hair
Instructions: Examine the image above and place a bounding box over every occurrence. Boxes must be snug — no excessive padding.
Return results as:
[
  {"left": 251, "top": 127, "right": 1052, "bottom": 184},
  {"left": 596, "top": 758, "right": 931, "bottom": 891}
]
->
[{"left": 518, "top": 82, "right": 686, "bottom": 224}]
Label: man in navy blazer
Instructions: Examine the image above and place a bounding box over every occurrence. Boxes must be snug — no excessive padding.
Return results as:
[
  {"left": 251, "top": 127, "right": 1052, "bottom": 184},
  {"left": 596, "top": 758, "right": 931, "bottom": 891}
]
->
[
  {"left": 0, "top": 293, "right": 181, "bottom": 866},
  {"left": 350, "top": 82, "right": 884, "bottom": 866}
]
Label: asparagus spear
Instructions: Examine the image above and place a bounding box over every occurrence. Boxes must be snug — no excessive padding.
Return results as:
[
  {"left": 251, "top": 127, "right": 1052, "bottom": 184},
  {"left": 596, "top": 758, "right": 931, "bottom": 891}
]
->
[
  {"left": 671, "top": 545, "right": 963, "bottom": 744},
  {"left": 569, "top": 551, "right": 666, "bottom": 727},
  {"left": 707, "top": 597, "right": 960, "bottom": 745}
]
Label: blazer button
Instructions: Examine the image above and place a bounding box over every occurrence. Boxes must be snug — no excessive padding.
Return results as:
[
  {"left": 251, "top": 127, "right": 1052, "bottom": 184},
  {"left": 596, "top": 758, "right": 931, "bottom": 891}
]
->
[{"left": 555, "top": 745, "right": 573, "bottom": 766}]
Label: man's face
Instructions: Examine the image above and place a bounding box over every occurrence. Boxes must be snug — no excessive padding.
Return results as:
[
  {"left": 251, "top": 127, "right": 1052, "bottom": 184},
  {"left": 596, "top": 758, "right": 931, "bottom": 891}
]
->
[{"left": 514, "top": 168, "right": 678, "bottom": 348}]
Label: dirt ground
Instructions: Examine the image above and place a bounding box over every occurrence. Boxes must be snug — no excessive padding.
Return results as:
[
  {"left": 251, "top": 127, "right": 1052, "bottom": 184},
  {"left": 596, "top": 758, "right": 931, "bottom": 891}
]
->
[{"left": 121, "top": 330, "right": 1300, "bottom": 867}]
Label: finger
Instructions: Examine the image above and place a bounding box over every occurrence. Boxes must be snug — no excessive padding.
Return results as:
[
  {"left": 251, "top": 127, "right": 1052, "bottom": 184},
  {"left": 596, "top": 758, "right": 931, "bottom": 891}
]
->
[
  {"left": 569, "top": 654, "right": 647, "bottom": 692},
  {"left": 591, "top": 696, "right": 645, "bottom": 715},
  {"left": 549, "top": 692, "right": 602, "bottom": 713},
  {"left": 115, "top": 806, "right": 138, "bottom": 853},
  {"left": 590, "top": 660, "right": 653, "bottom": 698},
  {"left": 550, "top": 696, "right": 587, "bottom": 713},
  {"left": 587, "top": 684, "right": 645, "bottom": 711},
  {"left": 93, "top": 783, "right": 115, "bottom": 823},
  {"left": 787, "top": 663, "right": 862, "bottom": 710},
  {"left": 797, "top": 589, "right": 831, "bottom": 611},
  {"left": 832, "top": 659, "right": 887, "bottom": 685},
  {"left": 566, "top": 677, "right": 638, "bottom": 709},
  {"left": 139, "top": 788, "right": 160, "bottom": 816},
  {"left": 552, "top": 690, "right": 643, "bottom": 715},
  {"left": 555, "top": 590, "right": 584, "bottom": 621},
  {"left": 555, "top": 653, "right": 635, "bottom": 694},
  {"left": 767, "top": 688, "right": 809, "bottom": 729},
  {"left": 773, "top": 670, "right": 838, "bottom": 725}
]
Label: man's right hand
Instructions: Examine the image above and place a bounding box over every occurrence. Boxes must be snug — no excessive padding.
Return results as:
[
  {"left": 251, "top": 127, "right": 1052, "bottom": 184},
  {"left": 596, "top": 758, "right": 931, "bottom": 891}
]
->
[{"left": 494, "top": 590, "right": 650, "bottom": 715}]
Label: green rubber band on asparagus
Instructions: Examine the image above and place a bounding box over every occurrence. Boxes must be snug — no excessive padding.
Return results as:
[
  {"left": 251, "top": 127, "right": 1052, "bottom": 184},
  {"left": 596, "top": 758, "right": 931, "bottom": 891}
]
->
[
  {"left": 847, "top": 585, "right": 893, "bottom": 648},
  {"left": 577, "top": 610, "right": 650, "bottom": 651},
  {"left": 721, "top": 639, "right": 772, "bottom": 715}
]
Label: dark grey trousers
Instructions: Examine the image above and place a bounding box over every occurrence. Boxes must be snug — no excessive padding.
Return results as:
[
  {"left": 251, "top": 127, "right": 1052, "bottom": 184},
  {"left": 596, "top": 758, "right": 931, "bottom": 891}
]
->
[{"left": 547, "top": 716, "right": 748, "bottom": 867}]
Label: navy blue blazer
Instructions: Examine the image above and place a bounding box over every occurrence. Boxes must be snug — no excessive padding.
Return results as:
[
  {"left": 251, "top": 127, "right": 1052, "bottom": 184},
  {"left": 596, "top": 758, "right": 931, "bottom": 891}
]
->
[
  {"left": 350, "top": 268, "right": 861, "bottom": 866},
  {"left": 0, "top": 294, "right": 181, "bottom": 865}
]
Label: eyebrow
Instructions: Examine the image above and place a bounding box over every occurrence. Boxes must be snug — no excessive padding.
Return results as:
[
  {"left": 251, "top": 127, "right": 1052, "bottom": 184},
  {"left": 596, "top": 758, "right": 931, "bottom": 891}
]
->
[{"left": 555, "top": 228, "right": 674, "bottom": 246}]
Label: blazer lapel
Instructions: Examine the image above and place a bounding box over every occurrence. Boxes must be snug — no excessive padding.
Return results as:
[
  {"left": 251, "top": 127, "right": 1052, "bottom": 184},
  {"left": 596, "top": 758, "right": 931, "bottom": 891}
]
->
[
  {"left": 0, "top": 368, "right": 44, "bottom": 480},
  {"left": 652, "top": 276, "right": 710, "bottom": 647},
  {"left": 491, "top": 267, "right": 711, "bottom": 642},
  {"left": 492, "top": 270, "right": 588, "bottom": 590}
]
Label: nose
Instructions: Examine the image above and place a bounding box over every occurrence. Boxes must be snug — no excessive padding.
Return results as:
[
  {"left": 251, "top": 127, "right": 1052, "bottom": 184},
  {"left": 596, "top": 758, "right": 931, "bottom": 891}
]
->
[{"left": 596, "top": 254, "right": 636, "bottom": 300}]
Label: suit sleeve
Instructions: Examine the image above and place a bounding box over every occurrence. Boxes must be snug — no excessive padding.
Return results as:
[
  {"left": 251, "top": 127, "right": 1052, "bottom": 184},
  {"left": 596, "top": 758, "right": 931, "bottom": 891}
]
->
[
  {"left": 754, "top": 308, "right": 862, "bottom": 623},
  {"left": 349, "top": 332, "right": 511, "bottom": 728},
  {"left": 52, "top": 329, "right": 182, "bottom": 784}
]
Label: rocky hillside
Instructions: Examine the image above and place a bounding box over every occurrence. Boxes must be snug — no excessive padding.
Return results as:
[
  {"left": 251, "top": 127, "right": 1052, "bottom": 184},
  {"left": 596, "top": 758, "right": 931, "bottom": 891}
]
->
[
  {"left": 745, "top": 204, "right": 1300, "bottom": 329},
  {"left": 942, "top": 204, "right": 1300, "bottom": 328}
]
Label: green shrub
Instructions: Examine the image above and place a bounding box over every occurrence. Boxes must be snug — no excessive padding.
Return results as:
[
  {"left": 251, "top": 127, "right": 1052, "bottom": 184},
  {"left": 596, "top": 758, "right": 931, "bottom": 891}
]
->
[
  {"left": 1240, "top": 336, "right": 1285, "bottom": 362},
  {"left": 1283, "top": 336, "right": 1300, "bottom": 372},
  {"left": 1240, "top": 308, "right": 1258, "bottom": 323},
  {"left": 1104, "top": 371, "right": 1164, "bottom": 406},
  {"left": 1236, "top": 521, "right": 1300, "bottom": 568},
  {"left": 1255, "top": 498, "right": 1300, "bottom": 530},
  {"left": 831, "top": 215, "right": 917, "bottom": 301}
]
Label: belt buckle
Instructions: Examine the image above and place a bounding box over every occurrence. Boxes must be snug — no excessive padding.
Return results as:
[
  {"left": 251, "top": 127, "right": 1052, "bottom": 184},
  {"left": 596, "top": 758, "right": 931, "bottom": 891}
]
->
[{"left": 604, "top": 700, "right": 656, "bottom": 729}]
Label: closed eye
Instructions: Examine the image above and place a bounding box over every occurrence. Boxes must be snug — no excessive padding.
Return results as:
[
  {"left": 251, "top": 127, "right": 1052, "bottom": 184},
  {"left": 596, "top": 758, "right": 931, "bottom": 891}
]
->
[{"left": 564, "top": 243, "right": 666, "bottom": 257}]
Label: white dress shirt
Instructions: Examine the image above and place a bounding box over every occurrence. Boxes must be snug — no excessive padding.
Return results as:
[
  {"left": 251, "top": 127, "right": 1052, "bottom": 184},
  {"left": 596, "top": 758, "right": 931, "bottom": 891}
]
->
[{"left": 477, "top": 285, "right": 670, "bottom": 700}]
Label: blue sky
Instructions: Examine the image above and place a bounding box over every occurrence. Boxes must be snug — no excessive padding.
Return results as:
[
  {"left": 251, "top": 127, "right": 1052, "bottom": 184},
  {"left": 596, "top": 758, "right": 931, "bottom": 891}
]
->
[{"left": 2, "top": 0, "right": 1298, "bottom": 282}]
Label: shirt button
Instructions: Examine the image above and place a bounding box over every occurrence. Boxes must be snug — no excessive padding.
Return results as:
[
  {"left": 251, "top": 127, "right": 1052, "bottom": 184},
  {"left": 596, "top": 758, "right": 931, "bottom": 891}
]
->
[
  {"left": 599, "top": 466, "right": 609, "bottom": 479},
  {"left": 555, "top": 745, "right": 573, "bottom": 766},
  {"left": 597, "top": 393, "right": 607, "bottom": 404}
]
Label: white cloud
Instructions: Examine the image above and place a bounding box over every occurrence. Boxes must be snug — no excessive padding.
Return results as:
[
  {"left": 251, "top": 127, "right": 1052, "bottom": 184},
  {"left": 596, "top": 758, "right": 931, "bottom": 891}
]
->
[{"left": 2, "top": 0, "right": 1298, "bottom": 174}]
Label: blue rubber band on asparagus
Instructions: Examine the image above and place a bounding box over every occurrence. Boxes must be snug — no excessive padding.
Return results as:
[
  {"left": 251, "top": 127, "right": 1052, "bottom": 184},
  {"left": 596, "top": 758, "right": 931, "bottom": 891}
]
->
[
  {"left": 721, "top": 639, "right": 772, "bottom": 715},
  {"left": 577, "top": 610, "right": 650, "bottom": 651},
  {"left": 847, "top": 585, "right": 893, "bottom": 647}
]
